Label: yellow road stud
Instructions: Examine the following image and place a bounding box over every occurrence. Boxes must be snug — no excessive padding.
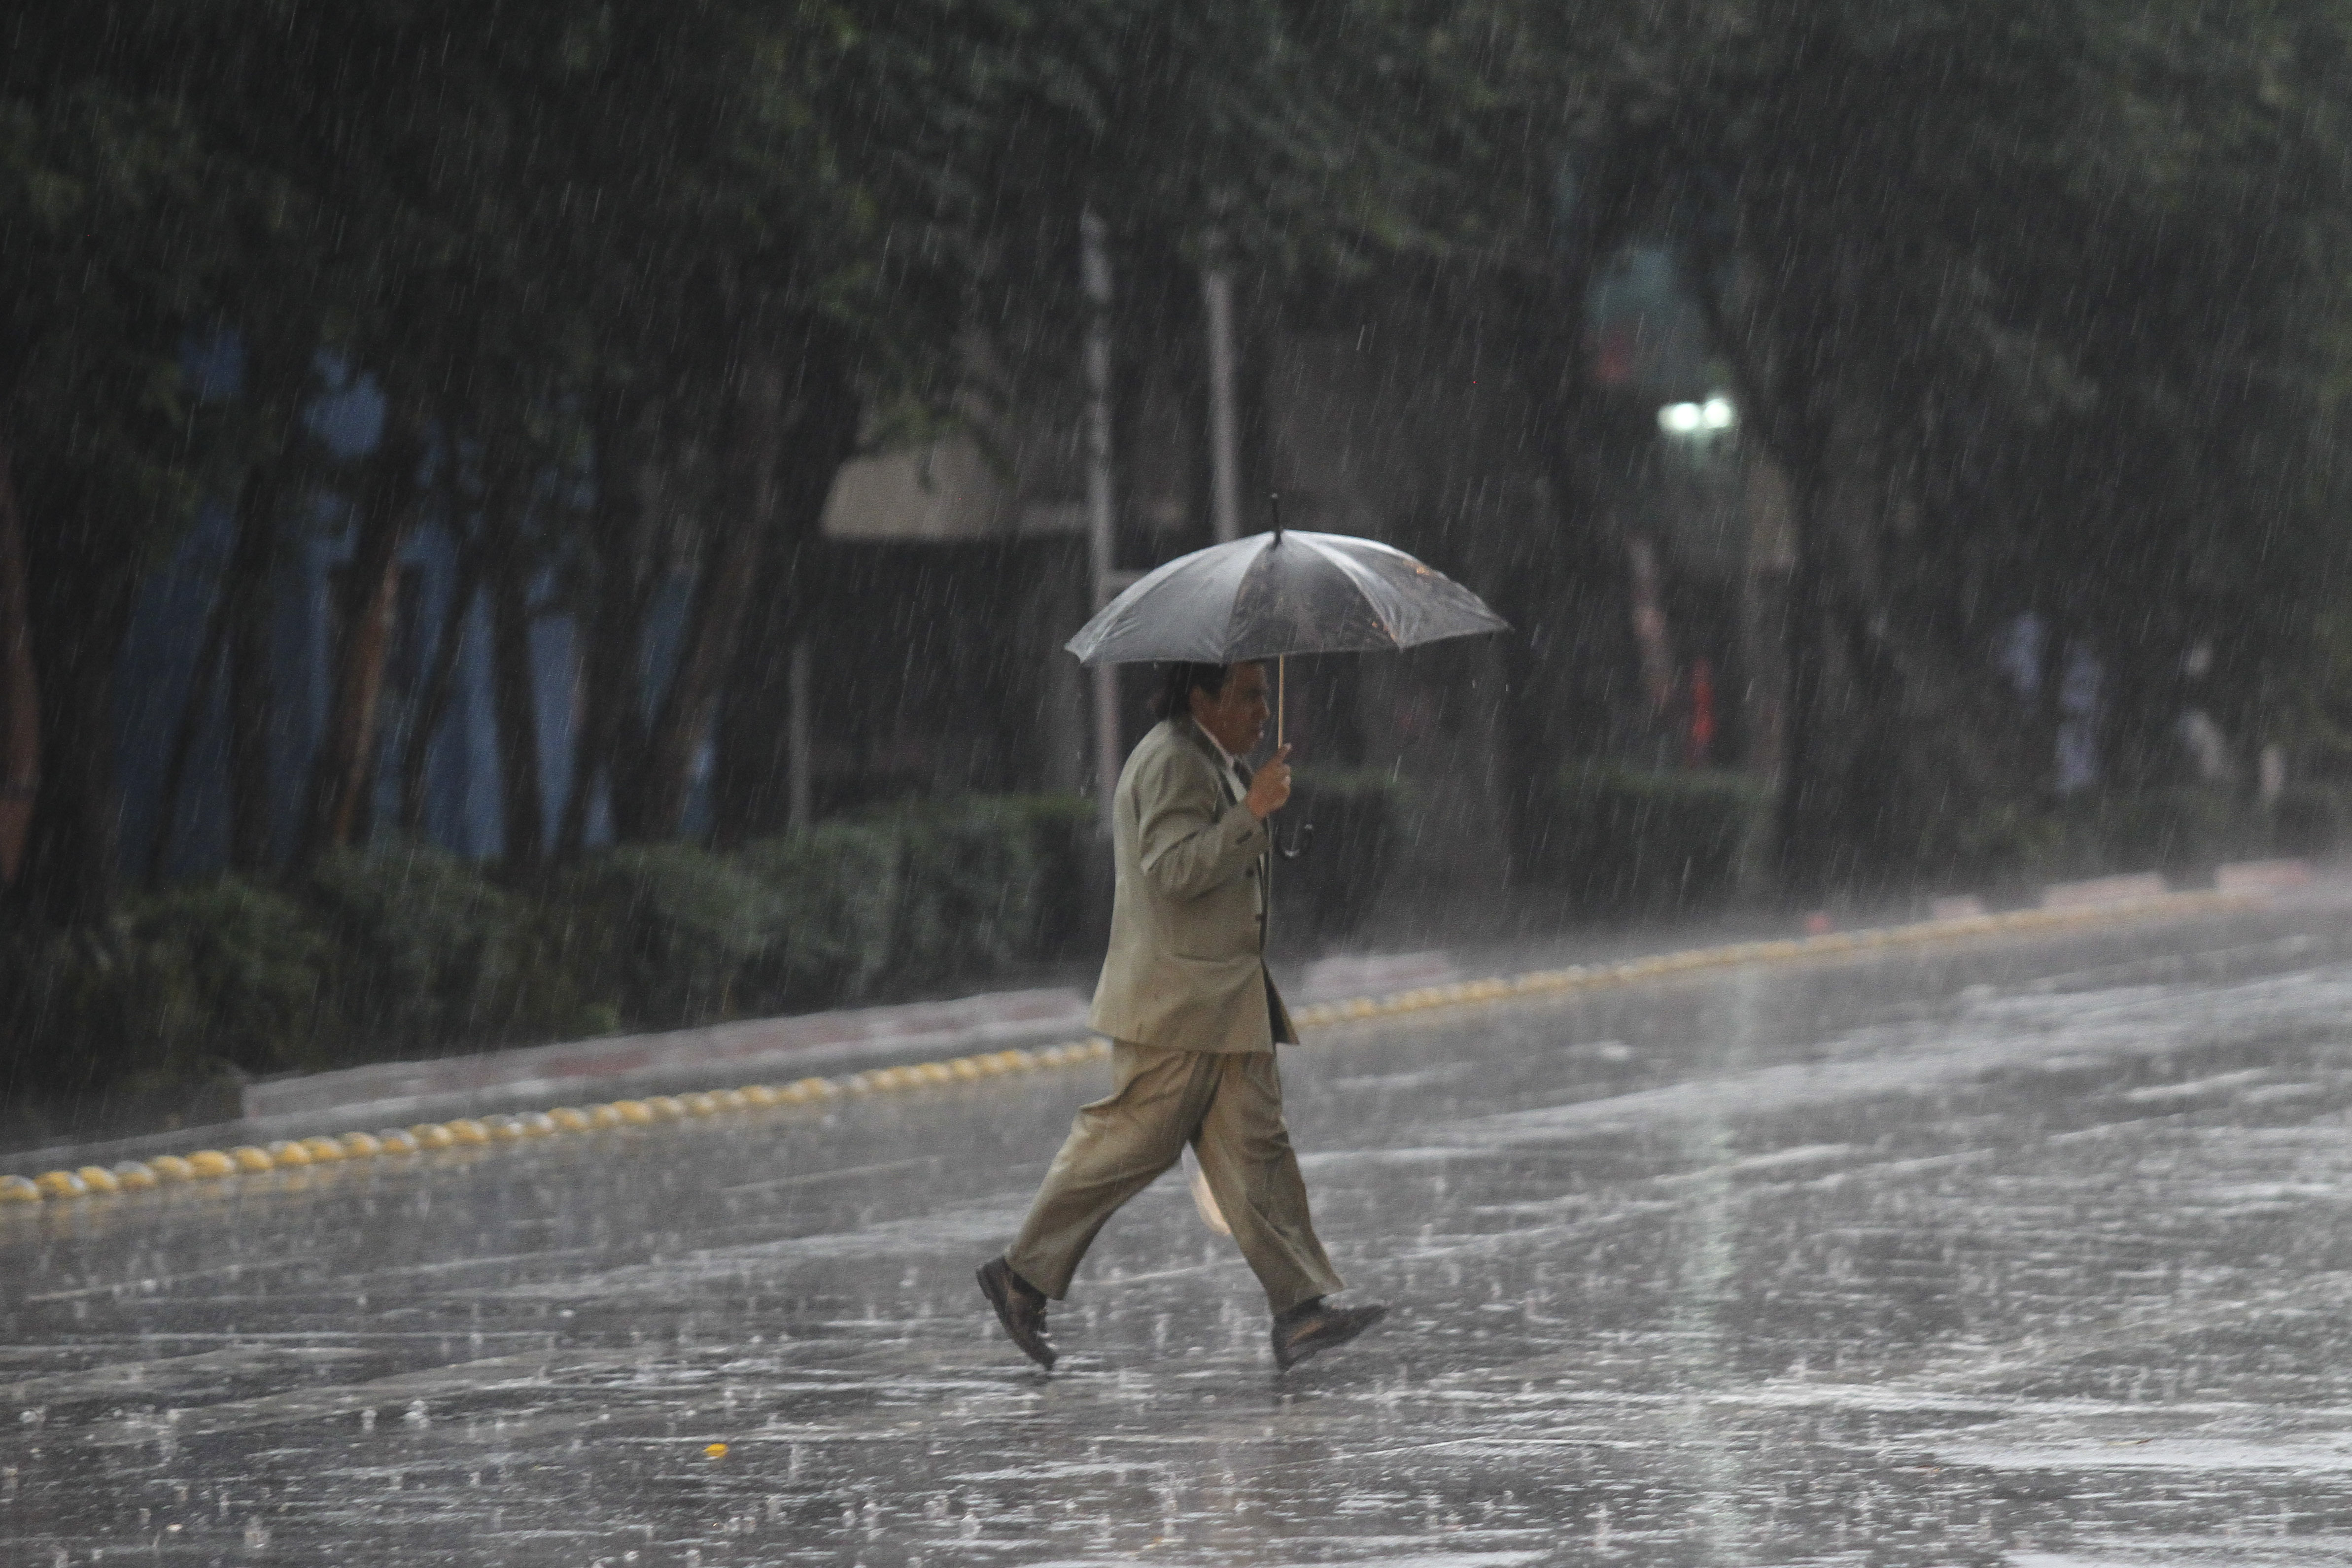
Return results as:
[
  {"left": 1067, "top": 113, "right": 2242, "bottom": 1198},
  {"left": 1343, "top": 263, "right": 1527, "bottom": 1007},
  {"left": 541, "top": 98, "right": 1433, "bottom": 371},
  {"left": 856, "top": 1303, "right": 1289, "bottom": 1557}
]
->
[
  {"left": 149, "top": 1154, "right": 197, "bottom": 1183},
  {"left": 445, "top": 1119, "right": 491, "bottom": 1146},
  {"left": 230, "top": 1147, "right": 276, "bottom": 1173},
  {"left": 0, "top": 1175, "right": 38, "bottom": 1203},
  {"left": 740, "top": 1084, "right": 780, "bottom": 1109},
  {"left": 340, "top": 1133, "right": 383, "bottom": 1158},
  {"left": 614, "top": 1101, "right": 656, "bottom": 1125},
  {"left": 715, "top": 1089, "right": 751, "bottom": 1113},
  {"left": 188, "top": 1150, "right": 238, "bottom": 1177},
  {"left": 265, "top": 1141, "right": 311, "bottom": 1167},
  {"left": 517, "top": 1112, "right": 557, "bottom": 1136},
  {"left": 409, "top": 1124, "right": 457, "bottom": 1150},
  {"left": 680, "top": 1092, "right": 720, "bottom": 1116},
  {"left": 916, "top": 1062, "right": 957, "bottom": 1086},
  {"left": 35, "top": 1170, "right": 85, "bottom": 1198},
  {"left": 376, "top": 1129, "right": 422, "bottom": 1154},
  {"left": 485, "top": 1116, "right": 526, "bottom": 1141},
  {"left": 549, "top": 1107, "right": 593, "bottom": 1132},
  {"left": 111, "top": 1162, "right": 159, "bottom": 1191},
  {"left": 951, "top": 1058, "right": 984, "bottom": 1081},
  {"left": 647, "top": 1096, "right": 687, "bottom": 1120},
  {"left": 73, "top": 1165, "right": 120, "bottom": 1194},
  {"left": 589, "top": 1104, "right": 627, "bottom": 1129},
  {"left": 704, "top": 1442, "right": 728, "bottom": 1459},
  {"left": 301, "top": 1136, "right": 348, "bottom": 1162}
]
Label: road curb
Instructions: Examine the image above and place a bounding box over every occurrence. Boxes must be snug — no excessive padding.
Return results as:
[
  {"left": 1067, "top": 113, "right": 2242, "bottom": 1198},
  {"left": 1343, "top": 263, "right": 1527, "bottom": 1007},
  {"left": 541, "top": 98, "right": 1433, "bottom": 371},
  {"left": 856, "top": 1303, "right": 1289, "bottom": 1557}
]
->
[{"left": 0, "top": 887, "right": 2265, "bottom": 1208}]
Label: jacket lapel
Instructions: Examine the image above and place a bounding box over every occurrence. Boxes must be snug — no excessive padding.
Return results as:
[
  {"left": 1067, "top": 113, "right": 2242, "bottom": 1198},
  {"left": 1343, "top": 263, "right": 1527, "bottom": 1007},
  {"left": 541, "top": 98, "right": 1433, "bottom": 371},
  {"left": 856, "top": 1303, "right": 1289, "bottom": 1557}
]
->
[
  {"left": 1182, "top": 718, "right": 1243, "bottom": 806},
  {"left": 1180, "top": 718, "right": 1269, "bottom": 942}
]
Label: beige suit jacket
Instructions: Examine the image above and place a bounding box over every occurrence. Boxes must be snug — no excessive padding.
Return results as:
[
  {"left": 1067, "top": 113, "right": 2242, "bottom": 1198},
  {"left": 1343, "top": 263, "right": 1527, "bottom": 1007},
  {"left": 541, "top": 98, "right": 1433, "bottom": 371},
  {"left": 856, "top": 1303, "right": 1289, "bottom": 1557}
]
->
[{"left": 1087, "top": 717, "right": 1298, "bottom": 1053}]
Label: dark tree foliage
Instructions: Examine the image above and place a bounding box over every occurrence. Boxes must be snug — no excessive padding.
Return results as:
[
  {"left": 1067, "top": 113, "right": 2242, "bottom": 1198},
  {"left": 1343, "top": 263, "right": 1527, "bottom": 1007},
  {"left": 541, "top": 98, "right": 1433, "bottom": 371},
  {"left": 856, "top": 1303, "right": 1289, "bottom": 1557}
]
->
[{"left": 1, "top": 0, "right": 2346, "bottom": 932}]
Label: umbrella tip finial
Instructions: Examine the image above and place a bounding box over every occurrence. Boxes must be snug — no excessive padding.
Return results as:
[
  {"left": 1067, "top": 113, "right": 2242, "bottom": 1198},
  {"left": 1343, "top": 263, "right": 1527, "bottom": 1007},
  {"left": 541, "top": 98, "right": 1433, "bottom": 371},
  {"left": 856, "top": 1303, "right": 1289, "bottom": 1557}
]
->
[{"left": 1268, "top": 491, "right": 1282, "bottom": 543}]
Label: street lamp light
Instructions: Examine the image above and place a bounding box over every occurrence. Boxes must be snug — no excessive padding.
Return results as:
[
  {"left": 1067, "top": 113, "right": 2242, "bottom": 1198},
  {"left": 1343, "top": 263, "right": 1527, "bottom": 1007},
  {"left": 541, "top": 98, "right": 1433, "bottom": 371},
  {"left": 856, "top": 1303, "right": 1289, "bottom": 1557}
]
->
[{"left": 1657, "top": 396, "right": 1736, "bottom": 435}]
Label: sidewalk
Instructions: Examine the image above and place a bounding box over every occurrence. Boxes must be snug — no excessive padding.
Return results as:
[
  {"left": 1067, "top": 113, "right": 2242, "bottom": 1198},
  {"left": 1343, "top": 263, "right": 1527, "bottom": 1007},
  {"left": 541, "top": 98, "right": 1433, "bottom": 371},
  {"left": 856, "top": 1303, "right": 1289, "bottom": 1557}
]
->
[{"left": 6, "top": 863, "right": 2330, "bottom": 1173}]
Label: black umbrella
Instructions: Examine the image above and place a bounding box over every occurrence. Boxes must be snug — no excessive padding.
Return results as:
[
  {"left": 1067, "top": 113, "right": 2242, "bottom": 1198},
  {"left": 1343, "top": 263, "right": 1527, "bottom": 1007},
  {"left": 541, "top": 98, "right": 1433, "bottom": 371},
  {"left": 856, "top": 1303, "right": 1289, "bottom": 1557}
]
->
[{"left": 1067, "top": 517, "right": 1507, "bottom": 853}]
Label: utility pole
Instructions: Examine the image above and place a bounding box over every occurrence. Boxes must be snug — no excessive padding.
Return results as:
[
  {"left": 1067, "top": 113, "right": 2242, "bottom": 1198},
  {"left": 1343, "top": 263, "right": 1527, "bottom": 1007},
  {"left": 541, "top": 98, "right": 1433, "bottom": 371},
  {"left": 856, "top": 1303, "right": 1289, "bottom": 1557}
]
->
[
  {"left": 1201, "top": 235, "right": 1243, "bottom": 544},
  {"left": 1082, "top": 209, "right": 1122, "bottom": 833}
]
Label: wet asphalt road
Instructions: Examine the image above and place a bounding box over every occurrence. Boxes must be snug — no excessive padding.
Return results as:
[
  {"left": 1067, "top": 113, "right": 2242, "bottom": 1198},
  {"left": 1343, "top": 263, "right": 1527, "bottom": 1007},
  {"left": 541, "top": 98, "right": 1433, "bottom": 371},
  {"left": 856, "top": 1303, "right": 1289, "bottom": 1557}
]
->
[{"left": 10, "top": 904, "right": 2352, "bottom": 1566}]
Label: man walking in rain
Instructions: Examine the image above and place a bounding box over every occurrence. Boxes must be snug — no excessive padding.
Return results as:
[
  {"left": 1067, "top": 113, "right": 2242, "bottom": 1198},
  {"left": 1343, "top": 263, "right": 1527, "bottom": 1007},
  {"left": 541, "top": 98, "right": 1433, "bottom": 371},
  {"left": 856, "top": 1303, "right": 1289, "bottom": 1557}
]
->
[{"left": 978, "top": 660, "right": 1386, "bottom": 1372}]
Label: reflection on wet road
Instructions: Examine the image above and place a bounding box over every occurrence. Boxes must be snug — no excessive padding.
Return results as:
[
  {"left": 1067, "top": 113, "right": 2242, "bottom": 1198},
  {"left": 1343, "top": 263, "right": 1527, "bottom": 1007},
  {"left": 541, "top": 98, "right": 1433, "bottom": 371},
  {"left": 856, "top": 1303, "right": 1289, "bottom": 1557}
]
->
[{"left": 10, "top": 907, "right": 2352, "bottom": 1565}]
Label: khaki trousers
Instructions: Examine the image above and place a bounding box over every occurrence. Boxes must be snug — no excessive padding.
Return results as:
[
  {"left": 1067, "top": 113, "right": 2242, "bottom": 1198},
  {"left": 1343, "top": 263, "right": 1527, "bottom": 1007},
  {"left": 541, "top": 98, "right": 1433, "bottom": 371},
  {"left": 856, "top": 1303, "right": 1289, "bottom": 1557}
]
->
[{"left": 1005, "top": 1042, "right": 1345, "bottom": 1316}]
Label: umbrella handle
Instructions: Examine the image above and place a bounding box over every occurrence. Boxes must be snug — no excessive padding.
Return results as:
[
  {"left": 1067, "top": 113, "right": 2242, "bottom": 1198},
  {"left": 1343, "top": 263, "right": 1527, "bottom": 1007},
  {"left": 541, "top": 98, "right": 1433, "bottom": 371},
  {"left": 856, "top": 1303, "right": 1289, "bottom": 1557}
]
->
[{"left": 1273, "top": 652, "right": 1309, "bottom": 856}]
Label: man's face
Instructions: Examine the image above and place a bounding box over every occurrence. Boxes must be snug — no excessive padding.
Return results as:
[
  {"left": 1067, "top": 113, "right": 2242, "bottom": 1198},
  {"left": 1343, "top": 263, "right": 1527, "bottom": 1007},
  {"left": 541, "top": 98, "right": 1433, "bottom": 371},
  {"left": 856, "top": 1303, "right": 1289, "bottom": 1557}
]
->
[{"left": 1191, "top": 662, "right": 1270, "bottom": 757}]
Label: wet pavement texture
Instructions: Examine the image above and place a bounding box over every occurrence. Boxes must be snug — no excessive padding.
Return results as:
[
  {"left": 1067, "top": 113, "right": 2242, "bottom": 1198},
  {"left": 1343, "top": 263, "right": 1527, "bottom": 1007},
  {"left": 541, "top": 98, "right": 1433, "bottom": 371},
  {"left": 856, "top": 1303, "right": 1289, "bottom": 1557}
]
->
[{"left": 9, "top": 906, "right": 2352, "bottom": 1566}]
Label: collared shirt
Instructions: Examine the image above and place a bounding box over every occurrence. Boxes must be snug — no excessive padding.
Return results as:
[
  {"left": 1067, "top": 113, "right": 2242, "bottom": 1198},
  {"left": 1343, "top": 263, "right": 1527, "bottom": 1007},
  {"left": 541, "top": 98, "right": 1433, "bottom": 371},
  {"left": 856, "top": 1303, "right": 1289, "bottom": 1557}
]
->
[{"left": 1198, "top": 723, "right": 1250, "bottom": 806}]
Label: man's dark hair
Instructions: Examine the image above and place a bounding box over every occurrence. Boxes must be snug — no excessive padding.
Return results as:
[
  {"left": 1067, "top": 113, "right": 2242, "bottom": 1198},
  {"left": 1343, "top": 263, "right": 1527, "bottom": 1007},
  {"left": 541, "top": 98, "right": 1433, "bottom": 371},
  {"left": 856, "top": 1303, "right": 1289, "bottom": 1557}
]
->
[{"left": 1153, "top": 662, "right": 1230, "bottom": 721}]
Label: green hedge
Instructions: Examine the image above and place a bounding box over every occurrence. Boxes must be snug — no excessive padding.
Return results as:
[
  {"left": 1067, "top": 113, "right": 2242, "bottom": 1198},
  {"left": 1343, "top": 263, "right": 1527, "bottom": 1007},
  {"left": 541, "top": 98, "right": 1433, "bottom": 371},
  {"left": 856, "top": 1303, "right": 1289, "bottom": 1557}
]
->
[
  {"left": 1521, "top": 767, "right": 2347, "bottom": 911},
  {"left": 2274, "top": 782, "right": 2351, "bottom": 857},
  {"left": 0, "top": 795, "right": 1105, "bottom": 1105},
  {"left": 572, "top": 796, "right": 1104, "bottom": 1026},
  {"left": 1529, "top": 765, "right": 1771, "bottom": 914},
  {"left": 1278, "top": 769, "right": 1412, "bottom": 940},
  {"left": 0, "top": 777, "right": 1437, "bottom": 1113},
  {"left": 1946, "top": 784, "right": 2337, "bottom": 887}
]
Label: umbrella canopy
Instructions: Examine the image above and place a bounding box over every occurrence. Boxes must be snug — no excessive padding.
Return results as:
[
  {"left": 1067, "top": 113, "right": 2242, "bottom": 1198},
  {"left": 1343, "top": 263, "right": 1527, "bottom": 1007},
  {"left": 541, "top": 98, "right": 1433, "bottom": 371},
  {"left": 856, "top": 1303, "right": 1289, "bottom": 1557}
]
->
[{"left": 1066, "top": 529, "right": 1507, "bottom": 667}]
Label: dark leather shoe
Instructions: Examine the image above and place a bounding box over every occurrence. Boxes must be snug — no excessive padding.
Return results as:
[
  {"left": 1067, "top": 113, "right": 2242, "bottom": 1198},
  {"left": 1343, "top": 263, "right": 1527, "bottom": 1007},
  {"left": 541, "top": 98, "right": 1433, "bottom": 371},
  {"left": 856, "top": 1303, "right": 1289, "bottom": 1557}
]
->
[
  {"left": 1272, "top": 1297, "right": 1388, "bottom": 1370},
  {"left": 977, "top": 1256, "right": 1057, "bottom": 1370}
]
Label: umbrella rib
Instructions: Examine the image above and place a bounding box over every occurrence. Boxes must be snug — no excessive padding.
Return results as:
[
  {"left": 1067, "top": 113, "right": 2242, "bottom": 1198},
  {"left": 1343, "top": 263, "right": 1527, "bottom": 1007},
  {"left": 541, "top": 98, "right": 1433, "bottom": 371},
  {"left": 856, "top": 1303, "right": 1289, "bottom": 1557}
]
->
[{"left": 1295, "top": 535, "right": 1409, "bottom": 646}]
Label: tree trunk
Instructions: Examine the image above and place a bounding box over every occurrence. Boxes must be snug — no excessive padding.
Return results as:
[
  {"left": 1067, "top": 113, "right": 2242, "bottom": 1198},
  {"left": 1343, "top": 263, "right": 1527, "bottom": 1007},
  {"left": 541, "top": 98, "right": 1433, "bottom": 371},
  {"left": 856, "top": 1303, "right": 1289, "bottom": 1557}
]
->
[
  {"left": 556, "top": 400, "right": 660, "bottom": 858},
  {"left": 1495, "top": 254, "right": 1638, "bottom": 871},
  {"left": 1772, "top": 459, "right": 1837, "bottom": 897},
  {"left": 146, "top": 577, "right": 233, "bottom": 884},
  {"left": 398, "top": 529, "right": 480, "bottom": 839},
  {"left": 303, "top": 423, "right": 421, "bottom": 862},
  {"left": 0, "top": 432, "right": 37, "bottom": 889},
  {"left": 483, "top": 476, "right": 544, "bottom": 867},
  {"left": 629, "top": 358, "right": 786, "bottom": 840},
  {"left": 713, "top": 340, "right": 858, "bottom": 846},
  {"left": 224, "top": 459, "right": 281, "bottom": 870},
  {"left": 9, "top": 521, "right": 138, "bottom": 929}
]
